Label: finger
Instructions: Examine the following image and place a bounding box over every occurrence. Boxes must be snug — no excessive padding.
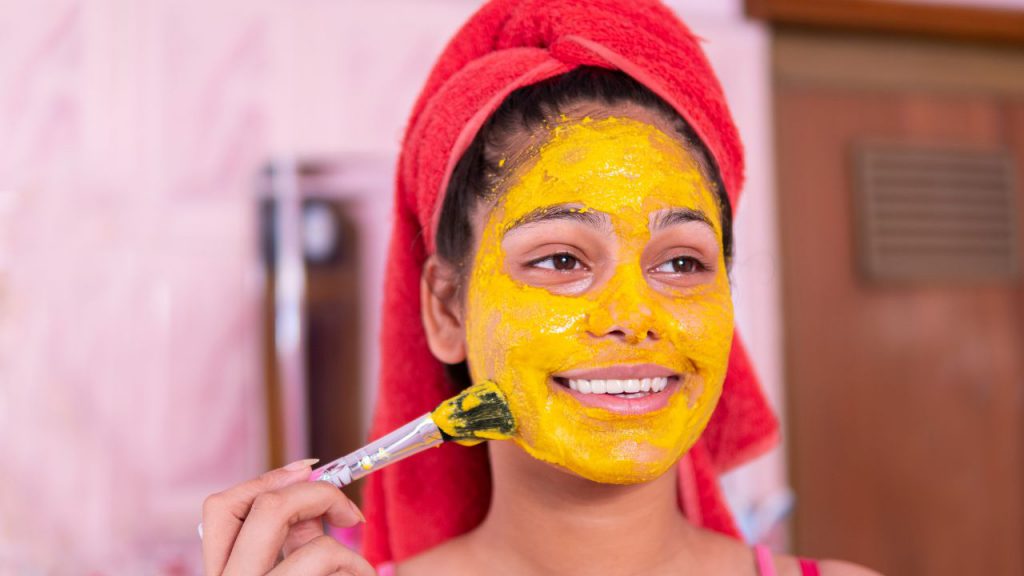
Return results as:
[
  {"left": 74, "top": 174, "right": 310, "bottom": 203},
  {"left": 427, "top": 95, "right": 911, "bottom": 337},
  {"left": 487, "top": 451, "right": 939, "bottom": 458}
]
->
[
  {"left": 268, "top": 534, "right": 375, "bottom": 576},
  {"left": 201, "top": 459, "right": 318, "bottom": 576},
  {"left": 222, "top": 480, "right": 363, "bottom": 575},
  {"left": 282, "top": 494, "right": 365, "bottom": 557},
  {"left": 281, "top": 518, "right": 325, "bottom": 557}
]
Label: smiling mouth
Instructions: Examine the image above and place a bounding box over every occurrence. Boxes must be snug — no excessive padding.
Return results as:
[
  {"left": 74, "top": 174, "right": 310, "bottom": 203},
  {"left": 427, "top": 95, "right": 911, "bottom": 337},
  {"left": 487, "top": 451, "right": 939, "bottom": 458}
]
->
[
  {"left": 550, "top": 371, "right": 683, "bottom": 415},
  {"left": 549, "top": 363, "right": 685, "bottom": 413},
  {"left": 552, "top": 376, "right": 674, "bottom": 399}
]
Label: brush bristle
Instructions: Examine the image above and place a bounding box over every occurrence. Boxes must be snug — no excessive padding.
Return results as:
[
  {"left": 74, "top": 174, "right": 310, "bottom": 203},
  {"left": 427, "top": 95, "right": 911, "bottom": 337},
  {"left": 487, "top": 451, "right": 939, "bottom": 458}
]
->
[{"left": 431, "top": 381, "right": 515, "bottom": 446}]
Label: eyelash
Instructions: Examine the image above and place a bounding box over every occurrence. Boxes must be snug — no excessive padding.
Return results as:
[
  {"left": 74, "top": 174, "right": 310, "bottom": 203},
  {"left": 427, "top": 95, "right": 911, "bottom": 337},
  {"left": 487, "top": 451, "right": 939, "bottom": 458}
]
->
[
  {"left": 651, "top": 256, "right": 709, "bottom": 275},
  {"left": 528, "top": 252, "right": 587, "bottom": 272}
]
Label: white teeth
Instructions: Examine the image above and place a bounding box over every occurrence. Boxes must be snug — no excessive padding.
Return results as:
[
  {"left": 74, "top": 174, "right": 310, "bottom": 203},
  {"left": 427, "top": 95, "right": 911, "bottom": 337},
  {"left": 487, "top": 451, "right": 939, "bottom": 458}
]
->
[{"left": 561, "top": 376, "right": 673, "bottom": 396}]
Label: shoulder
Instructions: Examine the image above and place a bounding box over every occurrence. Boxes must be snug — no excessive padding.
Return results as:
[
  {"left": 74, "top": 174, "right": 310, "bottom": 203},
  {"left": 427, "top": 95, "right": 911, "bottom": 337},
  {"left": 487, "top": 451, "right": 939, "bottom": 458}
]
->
[
  {"left": 770, "top": 554, "right": 884, "bottom": 576},
  {"left": 818, "top": 559, "right": 886, "bottom": 576},
  {"left": 390, "top": 534, "right": 475, "bottom": 576}
]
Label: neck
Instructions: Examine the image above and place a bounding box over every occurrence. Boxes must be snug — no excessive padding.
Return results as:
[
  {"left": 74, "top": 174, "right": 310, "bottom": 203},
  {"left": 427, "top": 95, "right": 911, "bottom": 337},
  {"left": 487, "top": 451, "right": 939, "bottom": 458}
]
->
[{"left": 466, "top": 442, "right": 696, "bottom": 575}]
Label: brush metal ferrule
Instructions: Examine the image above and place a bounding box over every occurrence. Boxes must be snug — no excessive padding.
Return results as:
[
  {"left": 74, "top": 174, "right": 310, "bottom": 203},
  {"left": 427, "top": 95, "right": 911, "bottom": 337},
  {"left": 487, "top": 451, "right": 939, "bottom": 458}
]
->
[{"left": 312, "top": 412, "right": 443, "bottom": 488}]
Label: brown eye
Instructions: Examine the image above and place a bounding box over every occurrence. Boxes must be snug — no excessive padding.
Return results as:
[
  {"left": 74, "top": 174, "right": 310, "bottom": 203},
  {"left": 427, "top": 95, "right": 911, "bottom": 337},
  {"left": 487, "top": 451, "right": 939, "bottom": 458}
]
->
[
  {"left": 531, "top": 253, "right": 583, "bottom": 271},
  {"left": 672, "top": 257, "right": 698, "bottom": 273},
  {"left": 654, "top": 256, "right": 706, "bottom": 274},
  {"left": 552, "top": 254, "right": 579, "bottom": 271}
]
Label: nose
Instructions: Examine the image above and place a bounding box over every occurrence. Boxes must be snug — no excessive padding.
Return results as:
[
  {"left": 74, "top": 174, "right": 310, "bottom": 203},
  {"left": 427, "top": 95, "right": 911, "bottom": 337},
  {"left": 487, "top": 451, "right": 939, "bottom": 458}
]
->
[
  {"left": 587, "top": 310, "right": 658, "bottom": 344},
  {"left": 584, "top": 271, "right": 661, "bottom": 344}
]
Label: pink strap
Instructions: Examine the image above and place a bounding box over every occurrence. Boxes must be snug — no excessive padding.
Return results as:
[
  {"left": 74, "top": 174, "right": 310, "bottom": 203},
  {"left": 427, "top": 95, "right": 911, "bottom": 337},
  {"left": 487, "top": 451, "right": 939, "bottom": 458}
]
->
[
  {"left": 799, "top": 558, "right": 821, "bottom": 576},
  {"left": 376, "top": 562, "right": 395, "bottom": 576},
  {"left": 754, "top": 545, "right": 777, "bottom": 576}
]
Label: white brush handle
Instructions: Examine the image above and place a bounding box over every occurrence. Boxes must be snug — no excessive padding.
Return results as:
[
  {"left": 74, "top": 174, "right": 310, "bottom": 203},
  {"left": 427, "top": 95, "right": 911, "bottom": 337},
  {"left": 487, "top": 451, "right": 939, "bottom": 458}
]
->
[{"left": 311, "top": 412, "right": 443, "bottom": 488}]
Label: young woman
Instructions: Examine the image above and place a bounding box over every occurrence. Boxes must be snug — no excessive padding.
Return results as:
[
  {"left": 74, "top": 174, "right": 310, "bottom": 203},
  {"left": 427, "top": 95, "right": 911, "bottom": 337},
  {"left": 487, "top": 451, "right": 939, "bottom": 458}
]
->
[{"left": 201, "top": 2, "right": 881, "bottom": 574}]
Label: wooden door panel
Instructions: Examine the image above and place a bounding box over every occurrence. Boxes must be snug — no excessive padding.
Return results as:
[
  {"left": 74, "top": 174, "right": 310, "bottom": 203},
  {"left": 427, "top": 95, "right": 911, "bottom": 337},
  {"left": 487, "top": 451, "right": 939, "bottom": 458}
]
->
[{"left": 777, "top": 86, "right": 1024, "bottom": 575}]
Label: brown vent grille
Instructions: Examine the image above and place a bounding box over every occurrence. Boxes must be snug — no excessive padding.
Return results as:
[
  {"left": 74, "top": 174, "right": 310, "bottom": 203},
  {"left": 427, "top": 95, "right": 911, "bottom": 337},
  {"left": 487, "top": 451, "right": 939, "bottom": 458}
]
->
[{"left": 856, "top": 144, "right": 1019, "bottom": 282}]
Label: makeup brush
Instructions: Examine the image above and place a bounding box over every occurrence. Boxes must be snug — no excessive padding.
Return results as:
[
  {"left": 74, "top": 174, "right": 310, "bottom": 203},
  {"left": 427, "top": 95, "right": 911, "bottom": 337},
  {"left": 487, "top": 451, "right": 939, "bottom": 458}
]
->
[
  {"left": 196, "top": 381, "right": 513, "bottom": 540},
  {"left": 312, "top": 380, "right": 514, "bottom": 488}
]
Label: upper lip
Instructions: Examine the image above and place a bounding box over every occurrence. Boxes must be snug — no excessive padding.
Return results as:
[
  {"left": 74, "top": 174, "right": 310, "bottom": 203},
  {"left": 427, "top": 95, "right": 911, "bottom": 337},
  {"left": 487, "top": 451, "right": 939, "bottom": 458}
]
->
[{"left": 553, "top": 363, "right": 679, "bottom": 381}]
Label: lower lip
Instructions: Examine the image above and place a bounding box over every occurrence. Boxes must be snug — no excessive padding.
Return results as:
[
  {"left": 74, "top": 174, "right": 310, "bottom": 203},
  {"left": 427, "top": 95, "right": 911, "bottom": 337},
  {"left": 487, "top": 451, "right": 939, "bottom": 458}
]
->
[{"left": 551, "top": 377, "right": 681, "bottom": 415}]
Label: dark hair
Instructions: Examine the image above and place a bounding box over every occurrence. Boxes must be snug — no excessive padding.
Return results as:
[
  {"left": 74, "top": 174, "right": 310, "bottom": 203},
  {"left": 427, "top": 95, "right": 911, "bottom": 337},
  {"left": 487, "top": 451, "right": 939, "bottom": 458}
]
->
[{"left": 433, "top": 66, "right": 734, "bottom": 390}]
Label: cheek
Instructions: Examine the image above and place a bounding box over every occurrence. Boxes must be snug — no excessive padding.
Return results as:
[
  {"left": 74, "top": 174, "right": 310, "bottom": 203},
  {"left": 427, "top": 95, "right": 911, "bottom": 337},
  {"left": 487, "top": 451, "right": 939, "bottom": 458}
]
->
[
  {"left": 465, "top": 217, "right": 595, "bottom": 381},
  {"left": 666, "top": 292, "right": 734, "bottom": 364},
  {"left": 467, "top": 276, "right": 594, "bottom": 380},
  {"left": 662, "top": 292, "right": 735, "bottom": 414}
]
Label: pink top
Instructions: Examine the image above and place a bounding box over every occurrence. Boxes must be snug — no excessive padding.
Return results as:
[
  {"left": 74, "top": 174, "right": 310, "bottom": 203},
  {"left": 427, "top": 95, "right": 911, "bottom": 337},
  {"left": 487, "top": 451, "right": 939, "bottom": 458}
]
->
[{"left": 376, "top": 547, "right": 819, "bottom": 575}]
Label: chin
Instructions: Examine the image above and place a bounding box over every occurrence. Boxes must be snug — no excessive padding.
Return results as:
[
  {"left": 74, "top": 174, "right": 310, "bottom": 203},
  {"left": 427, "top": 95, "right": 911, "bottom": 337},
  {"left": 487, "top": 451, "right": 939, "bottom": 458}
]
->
[
  {"left": 572, "top": 464, "right": 676, "bottom": 486},
  {"left": 518, "top": 436, "right": 685, "bottom": 485}
]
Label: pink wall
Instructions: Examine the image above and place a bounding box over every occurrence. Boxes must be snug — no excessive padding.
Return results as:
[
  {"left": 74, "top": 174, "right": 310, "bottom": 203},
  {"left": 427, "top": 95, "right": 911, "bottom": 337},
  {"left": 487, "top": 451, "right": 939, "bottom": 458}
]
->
[
  {"left": 0, "top": 1, "right": 783, "bottom": 572},
  {"left": 0, "top": 1, "right": 274, "bottom": 572}
]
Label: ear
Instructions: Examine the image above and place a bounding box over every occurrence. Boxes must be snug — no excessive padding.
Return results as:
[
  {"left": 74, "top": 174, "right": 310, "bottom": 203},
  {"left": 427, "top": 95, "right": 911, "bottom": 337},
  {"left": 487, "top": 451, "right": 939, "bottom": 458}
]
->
[{"left": 421, "top": 255, "right": 467, "bottom": 364}]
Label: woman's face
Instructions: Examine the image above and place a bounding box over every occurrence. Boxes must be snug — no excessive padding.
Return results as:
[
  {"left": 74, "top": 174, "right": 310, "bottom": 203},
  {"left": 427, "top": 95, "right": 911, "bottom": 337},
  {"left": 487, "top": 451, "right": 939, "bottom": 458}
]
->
[{"left": 463, "top": 111, "right": 733, "bottom": 484}]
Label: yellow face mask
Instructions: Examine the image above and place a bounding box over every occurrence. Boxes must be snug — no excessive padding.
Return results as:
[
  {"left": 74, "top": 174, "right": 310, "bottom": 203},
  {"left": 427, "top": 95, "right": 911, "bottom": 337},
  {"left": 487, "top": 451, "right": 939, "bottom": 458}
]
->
[{"left": 464, "top": 115, "right": 734, "bottom": 484}]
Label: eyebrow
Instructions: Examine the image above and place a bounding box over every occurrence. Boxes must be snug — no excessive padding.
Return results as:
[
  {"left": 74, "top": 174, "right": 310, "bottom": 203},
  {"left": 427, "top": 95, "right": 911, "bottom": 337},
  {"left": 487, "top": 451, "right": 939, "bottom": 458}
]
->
[
  {"left": 651, "top": 208, "right": 715, "bottom": 232},
  {"left": 503, "top": 204, "right": 611, "bottom": 237}
]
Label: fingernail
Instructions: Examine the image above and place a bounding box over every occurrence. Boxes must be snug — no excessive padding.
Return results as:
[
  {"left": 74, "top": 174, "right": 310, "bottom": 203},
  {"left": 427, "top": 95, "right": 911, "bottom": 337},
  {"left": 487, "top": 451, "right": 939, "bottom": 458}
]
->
[
  {"left": 284, "top": 458, "right": 320, "bottom": 472},
  {"left": 349, "top": 499, "right": 366, "bottom": 524}
]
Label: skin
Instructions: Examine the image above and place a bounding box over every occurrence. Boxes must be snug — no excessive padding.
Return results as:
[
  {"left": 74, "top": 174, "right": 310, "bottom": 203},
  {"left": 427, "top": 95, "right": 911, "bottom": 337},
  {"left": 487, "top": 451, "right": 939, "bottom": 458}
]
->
[{"left": 200, "top": 103, "right": 882, "bottom": 575}]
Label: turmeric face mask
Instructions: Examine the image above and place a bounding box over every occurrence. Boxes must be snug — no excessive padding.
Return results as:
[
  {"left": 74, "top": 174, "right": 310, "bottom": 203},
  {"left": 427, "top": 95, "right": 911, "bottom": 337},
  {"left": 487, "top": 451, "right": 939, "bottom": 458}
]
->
[{"left": 464, "top": 115, "right": 733, "bottom": 484}]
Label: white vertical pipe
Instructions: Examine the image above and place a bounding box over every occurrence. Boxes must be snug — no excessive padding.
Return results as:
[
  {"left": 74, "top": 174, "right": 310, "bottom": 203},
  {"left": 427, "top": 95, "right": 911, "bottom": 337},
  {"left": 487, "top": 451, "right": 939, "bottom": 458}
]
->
[{"left": 270, "top": 157, "right": 309, "bottom": 463}]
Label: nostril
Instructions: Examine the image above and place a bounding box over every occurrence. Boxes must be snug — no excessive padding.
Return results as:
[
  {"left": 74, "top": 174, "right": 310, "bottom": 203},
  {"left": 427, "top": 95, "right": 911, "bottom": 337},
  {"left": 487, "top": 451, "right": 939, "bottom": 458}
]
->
[
  {"left": 598, "top": 327, "right": 659, "bottom": 344},
  {"left": 608, "top": 329, "right": 635, "bottom": 343},
  {"left": 585, "top": 307, "right": 660, "bottom": 343}
]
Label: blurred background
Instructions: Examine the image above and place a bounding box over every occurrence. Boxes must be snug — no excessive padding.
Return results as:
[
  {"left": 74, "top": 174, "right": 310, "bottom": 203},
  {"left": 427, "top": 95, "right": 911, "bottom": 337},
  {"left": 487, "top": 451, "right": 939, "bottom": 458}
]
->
[{"left": 1, "top": 0, "right": 1021, "bottom": 574}]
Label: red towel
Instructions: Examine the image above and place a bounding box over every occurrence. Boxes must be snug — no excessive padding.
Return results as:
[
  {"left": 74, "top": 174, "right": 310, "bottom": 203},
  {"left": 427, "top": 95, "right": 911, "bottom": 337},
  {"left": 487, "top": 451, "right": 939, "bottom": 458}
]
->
[{"left": 363, "top": 0, "right": 779, "bottom": 565}]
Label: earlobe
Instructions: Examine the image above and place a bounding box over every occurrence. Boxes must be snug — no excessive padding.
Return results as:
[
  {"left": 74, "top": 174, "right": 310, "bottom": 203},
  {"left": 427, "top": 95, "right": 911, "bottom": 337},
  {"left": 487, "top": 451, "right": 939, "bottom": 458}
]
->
[{"left": 421, "top": 256, "right": 468, "bottom": 364}]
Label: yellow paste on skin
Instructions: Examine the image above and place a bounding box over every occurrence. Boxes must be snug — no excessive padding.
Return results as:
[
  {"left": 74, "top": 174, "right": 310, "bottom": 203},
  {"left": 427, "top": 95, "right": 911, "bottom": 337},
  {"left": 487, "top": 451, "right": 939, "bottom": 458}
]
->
[{"left": 464, "top": 115, "right": 734, "bottom": 484}]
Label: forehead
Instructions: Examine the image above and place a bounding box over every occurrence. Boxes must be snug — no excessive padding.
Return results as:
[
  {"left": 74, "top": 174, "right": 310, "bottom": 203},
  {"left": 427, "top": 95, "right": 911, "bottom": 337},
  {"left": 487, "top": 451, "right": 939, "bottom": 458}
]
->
[{"left": 493, "top": 114, "right": 721, "bottom": 226}]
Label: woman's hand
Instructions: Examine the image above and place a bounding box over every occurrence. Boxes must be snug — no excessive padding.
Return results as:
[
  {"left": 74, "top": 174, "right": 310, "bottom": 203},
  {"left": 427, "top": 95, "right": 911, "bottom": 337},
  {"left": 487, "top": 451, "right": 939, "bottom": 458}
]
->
[{"left": 201, "top": 459, "right": 375, "bottom": 576}]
